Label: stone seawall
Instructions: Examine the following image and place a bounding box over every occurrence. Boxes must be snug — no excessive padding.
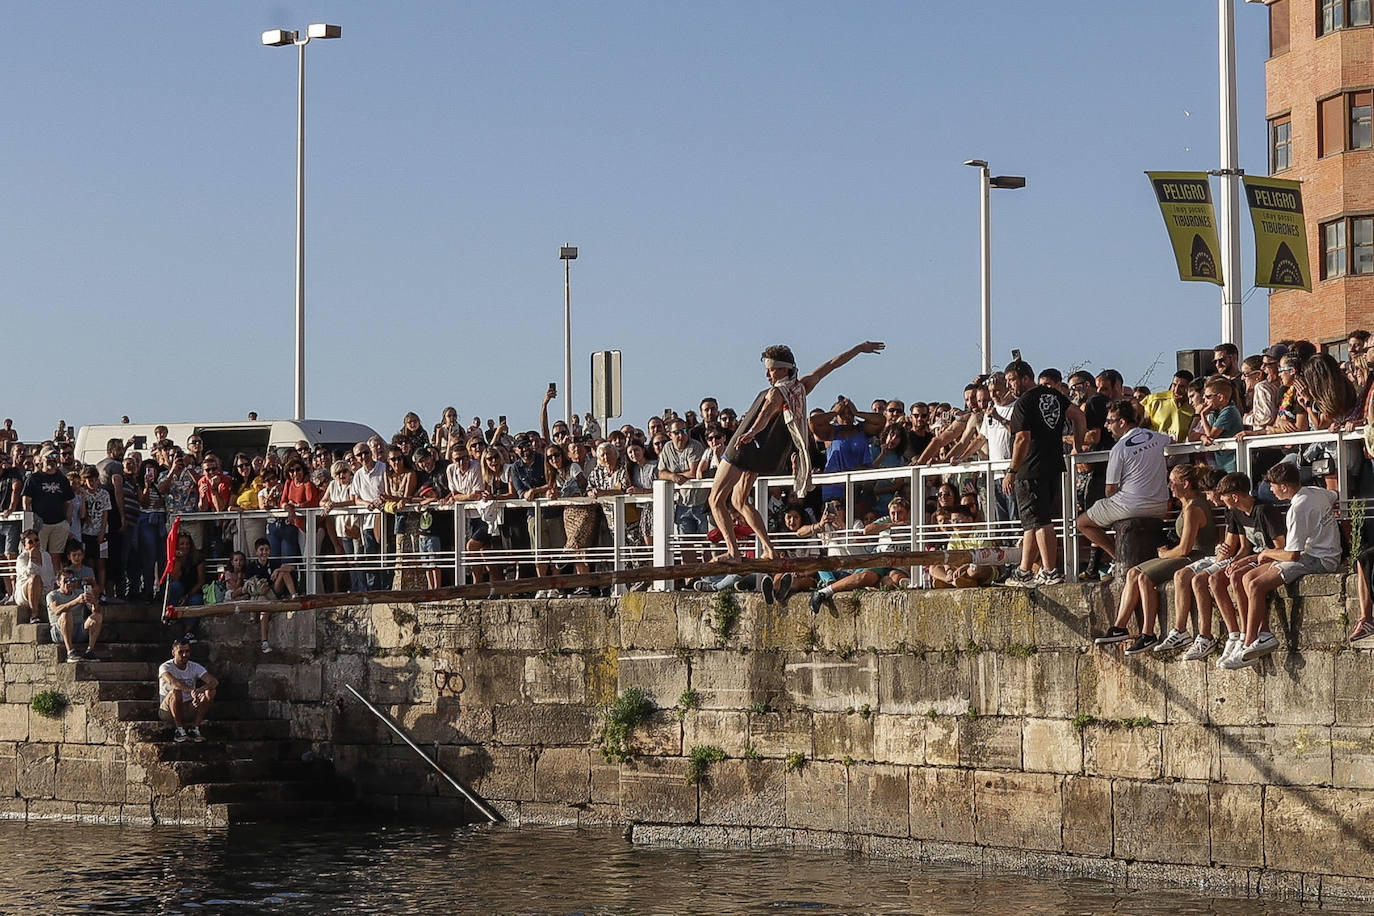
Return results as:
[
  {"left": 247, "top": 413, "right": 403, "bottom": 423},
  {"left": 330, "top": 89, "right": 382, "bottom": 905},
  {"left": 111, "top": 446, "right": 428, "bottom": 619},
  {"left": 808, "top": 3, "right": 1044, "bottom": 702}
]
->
[{"left": 200, "top": 575, "right": 1374, "bottom": 903}]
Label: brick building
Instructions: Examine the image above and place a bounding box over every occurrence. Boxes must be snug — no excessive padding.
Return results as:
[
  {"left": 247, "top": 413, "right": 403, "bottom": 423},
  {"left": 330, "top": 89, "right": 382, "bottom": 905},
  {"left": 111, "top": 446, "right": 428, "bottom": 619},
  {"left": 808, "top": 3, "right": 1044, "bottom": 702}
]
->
[{"left": 1263, "top": 0, "right": 1374, "bottom": 349}]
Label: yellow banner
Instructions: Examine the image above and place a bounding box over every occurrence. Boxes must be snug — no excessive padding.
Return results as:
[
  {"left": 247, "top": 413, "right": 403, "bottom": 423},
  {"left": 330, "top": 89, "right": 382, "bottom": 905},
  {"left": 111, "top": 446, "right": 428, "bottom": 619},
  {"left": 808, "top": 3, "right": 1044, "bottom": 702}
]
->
[
  {"left": 1146, "top": 171, "right": 1224, "bottom": 286},
  {"left": 1243, "top": 176, "right": 1311, "bottom": 291}
]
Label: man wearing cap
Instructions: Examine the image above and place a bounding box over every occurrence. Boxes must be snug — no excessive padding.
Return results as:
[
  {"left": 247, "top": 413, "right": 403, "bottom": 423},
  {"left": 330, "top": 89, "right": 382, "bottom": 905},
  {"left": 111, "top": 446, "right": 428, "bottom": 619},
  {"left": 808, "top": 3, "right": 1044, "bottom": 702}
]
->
[
  {"left": 1244, "top": 345, "right": 1288, "bottom": 431},
  {"left": 47, "top": 568, "right": 103, "bottom": 662},
  {"left": 21, "top": 450, "right": 74, "bottom": 570},
  {"left": 158, "top": 636, "right": 217, "bottom": 742}
]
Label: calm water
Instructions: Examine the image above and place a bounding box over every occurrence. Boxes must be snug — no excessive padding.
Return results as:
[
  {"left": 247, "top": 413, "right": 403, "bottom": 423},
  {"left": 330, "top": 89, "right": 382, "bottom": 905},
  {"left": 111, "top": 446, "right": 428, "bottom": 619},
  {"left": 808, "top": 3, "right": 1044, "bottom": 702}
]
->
[{"left": 0, "top": 819, "right": 1369, "bottom": 915}]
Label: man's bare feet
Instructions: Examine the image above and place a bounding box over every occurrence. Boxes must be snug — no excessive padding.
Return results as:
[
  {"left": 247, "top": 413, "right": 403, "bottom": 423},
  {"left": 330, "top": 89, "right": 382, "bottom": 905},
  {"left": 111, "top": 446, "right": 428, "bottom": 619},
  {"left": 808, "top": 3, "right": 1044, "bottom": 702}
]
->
[{"left": 710, "top": 554, "right": 745, "bottom": 565}]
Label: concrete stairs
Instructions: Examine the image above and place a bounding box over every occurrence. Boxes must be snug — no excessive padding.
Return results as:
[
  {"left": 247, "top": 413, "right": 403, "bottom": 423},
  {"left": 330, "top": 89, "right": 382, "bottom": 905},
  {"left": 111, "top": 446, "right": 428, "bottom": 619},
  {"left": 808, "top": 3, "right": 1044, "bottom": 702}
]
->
[{"left": 33, "top": 600, "right": 356, "bottom": 825}]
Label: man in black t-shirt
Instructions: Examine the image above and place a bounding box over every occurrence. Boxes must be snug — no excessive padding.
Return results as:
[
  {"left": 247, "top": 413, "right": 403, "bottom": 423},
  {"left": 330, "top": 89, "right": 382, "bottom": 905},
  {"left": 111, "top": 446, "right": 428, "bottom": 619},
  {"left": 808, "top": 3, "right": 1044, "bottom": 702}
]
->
[
  {"left": 22, "top": 452, "right": 75, "bottom": 569},
  {"left": 1069, "top": 370, "right": 1115, "bottom": 579},
  {"left": 1002, "top": 360, "right": 1086, "bottom": 588}
]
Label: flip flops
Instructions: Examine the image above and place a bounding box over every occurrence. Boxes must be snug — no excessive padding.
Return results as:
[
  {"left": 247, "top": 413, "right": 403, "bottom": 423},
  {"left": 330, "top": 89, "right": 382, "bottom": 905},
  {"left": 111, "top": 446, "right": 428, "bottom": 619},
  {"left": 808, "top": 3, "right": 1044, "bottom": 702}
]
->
[{"left": 1350, "top": 618, "right": 1374, "bottom": 644}]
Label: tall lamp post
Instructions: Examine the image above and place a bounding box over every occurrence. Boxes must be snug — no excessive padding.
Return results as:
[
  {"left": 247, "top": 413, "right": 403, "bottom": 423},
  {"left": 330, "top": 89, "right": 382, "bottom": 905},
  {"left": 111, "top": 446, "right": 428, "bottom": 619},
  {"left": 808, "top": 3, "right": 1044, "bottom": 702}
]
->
[
  {"left": 262, "top": 23, "right": 342, "bottom": 421},
  {"left": 559, "top": 244, "right": 578, "bottom": 428},
  {"left": 963, "top": 160, "right": 1026, "bottom": 378}
]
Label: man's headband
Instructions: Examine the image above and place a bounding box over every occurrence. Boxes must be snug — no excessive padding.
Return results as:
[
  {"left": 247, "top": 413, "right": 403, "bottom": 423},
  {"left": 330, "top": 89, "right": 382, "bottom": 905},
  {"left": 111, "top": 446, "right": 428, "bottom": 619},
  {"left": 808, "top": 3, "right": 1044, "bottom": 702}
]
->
[{"left": 763, "top": 358, "right": 795, "bottom": 370}]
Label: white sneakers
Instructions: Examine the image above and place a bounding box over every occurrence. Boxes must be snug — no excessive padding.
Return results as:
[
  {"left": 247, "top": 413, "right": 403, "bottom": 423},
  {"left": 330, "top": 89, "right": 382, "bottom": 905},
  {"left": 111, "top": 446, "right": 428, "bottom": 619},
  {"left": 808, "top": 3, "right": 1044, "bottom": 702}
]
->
[{"left": 1153, "top": 628, "right": 1194, "bottom": 654}]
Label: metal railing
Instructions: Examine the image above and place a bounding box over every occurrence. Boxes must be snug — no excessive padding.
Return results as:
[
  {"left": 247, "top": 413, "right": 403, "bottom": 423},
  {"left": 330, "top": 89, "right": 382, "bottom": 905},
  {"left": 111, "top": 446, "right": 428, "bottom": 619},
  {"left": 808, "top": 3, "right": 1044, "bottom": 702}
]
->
[{"left": 10, "top": 426, "right": 1361, "bottom": 596}]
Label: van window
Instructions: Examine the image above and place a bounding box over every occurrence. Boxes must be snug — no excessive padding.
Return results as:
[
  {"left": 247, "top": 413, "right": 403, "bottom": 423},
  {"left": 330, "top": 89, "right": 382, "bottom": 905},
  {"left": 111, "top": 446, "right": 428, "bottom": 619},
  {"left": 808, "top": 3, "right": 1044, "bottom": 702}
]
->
[{"left": 198, "top": 427, "right": 272, "bottom": 461}]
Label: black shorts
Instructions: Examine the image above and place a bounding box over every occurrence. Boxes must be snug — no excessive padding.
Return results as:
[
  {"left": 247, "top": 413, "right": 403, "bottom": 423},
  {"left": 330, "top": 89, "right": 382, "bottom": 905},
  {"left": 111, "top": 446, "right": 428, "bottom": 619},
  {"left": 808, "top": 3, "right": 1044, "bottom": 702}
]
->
[{"left": 1014, "top": 474, "right": 1061, "bottom": 531}]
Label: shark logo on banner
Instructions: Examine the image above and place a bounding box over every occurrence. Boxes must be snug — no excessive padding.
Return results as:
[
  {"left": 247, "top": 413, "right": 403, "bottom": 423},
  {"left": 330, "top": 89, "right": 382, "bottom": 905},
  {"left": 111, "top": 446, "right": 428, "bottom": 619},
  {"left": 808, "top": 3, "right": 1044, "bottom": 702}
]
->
[
  {"left": 1146, "top": 171, "right": 1224, "bottom": 286},
  {"left": 1243, "top": 176, "right": 1312, "bottom": 292}
]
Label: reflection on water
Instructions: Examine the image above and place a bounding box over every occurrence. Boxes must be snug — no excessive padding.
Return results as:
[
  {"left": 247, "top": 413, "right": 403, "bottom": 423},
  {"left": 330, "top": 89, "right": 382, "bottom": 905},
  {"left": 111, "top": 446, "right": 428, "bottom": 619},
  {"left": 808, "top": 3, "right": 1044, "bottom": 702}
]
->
[{"left": 0, "top": 819, "right": 1369, "bottom": 914}]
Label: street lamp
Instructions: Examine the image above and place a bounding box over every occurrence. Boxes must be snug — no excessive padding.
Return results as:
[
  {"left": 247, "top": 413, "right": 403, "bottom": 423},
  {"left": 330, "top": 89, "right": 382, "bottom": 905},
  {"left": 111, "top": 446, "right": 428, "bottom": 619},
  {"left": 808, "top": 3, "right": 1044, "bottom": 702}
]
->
[
  {"left": 559, "top": 245, "right": 578, "bottom": 428},
  {"left": 963, "top": 159, "right": 1026, "bottom": 378},
  {"left": 262, "top": 23, "right": 342, "bottom": 421}
]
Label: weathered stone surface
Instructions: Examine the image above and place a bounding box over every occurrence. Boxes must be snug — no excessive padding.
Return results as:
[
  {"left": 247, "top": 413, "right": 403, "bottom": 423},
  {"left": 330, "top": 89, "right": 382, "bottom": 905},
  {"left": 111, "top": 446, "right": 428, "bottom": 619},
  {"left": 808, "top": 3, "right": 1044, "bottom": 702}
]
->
[
  {"left": 1078, "top": 652, "right": 1166, "bottom": 721},
  {"left": 1023, "top": 650, "right": 1079, "bottom": 719},
  {"left": 908, "top": 766, "right": 974, "bottom": 844},
  {"left": 618, "top": 593, "right": 679, "bottom": 650},
  {"left": 1022, "top": 718, "right": 1081, "bottom": 774},
  {"left": 439, "top": 744, "right": 534, "bottom": 801},
  {"left": 1217, "top": 725, "right": 1332, "bottom": 786},
  {"left": 493, "top": 704, "right": 592, "bottom": 745},
  {"left": 974, "top": 770, "right": 1061, "bottom": 852},
  {"left": 544, "top": 599, "right": 617, "bottom": 651},
  {"left": 1264, "top": 786, "right": 1374, "bottom": 876},
  {"left": 747, "top": 709, "right": 812, "bottom": 759},
  {"left": 1061, "top": 774, "right": 1112, "bottom": 856},
  {"left": 847, "top": 763, "right": 908, "bottom": 837},
  {"left": 682, "top": 709, "right": 748, "bottom": 758},
  {"left": 970, "top": 652, "right": 1027, "bottom": 718},
  {"left": 1157, "top": 655, "right": 1208, "bottom": 724},
  {"left": 785, "top": 652, "right": 877, "bottom": 712},
  {"left": 16, "top": 743, "right": 56, "bottom": 798},
  {"left": 1083, "top": 724, "right": 1161, "bottom": 780},
  {"left": 1030, "top": 586, "right": 1099, "bottom": 647},
  {"left": 923, "top": 716, "right": 960, "bottom": 766},
  {"left": 1209, "top": 783, "right": 1262, "bottom": 867},
  {"left": 0, "top": 704, "right": 29, "bottom": 743},
  {"left": 699, "top": 758, "right": 785, "bottom": 827},
  {"left": 853, "top": 592, "right": 920, "bottom": 652},
  {"left": 364, "top": 655, "right": 429, "bottom": 705},
  {"left": 589, "top": 763, "right": 621, "bottom": 804},
  {"left": 1207, "top": 665, "right": 1265, "bottom": 725},
  {"left": 620, "top": 757, "right": 697, "bottom": 823},
  {"left": 959, "top": 716, "right": 1021, "bottom": 770},
  {"left": 1334, "top": 653, "right": 1374, "bottom": 726},
  {"left": 1114, "top": 779, "right": 1210, "bottom": 865},
  {"left": 871, "top": 713, "right": 923, "bottom": 766},
  {"left": 1266, "top": 651, "right": 1335, "bottom": 726},
  {"left": 696, "top": 649, "right": 785, "bottom": 710},
  {"left": 966, "top": 590, "right": 1035, "bottom": 650},
  {"left": 1161, "top": 723, "right": 1218, "bottom": 781},
  {"left": 904, "top": 591, "right": 972, "bottom": 651},
  {"left": 533, "top": 747, "right": 591, "bottom": 804},
  {"left": 627, "top": 709, "right": 682, "bottom": 757},
  {"left": 784, "top": 759, "right": 846, "bottom": 832},
  {"left": 522, "top": 652, "right": 586, "bottom": 705},
  {"left": 877, "top": 652, "right": 970, "bottom": 717},
  {"left": 812, "top": 712, "right": 873, "bottom": 761},
  {"left": 616, "top": 651, "right": 687, "bottom": 709},
  {"left": 1332, "top": 726, "right": 1374, "bottom": 788},
  {"left": 809, "top": 593, "right": 859, "bottom": 653},
  {"left": 479, "top": 600, "right": 545, "bottom": 650},
  {"left": 55, "top": 745, "right": 126, "bottom": 805},
  {"left": 29, "top": 704, "right": 84, "bottom": 744}
]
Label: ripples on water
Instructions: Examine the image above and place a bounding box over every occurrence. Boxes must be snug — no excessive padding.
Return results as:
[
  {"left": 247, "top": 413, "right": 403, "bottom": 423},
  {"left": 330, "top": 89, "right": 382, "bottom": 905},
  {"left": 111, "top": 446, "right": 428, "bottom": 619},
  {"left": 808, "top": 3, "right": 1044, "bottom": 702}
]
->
[{"left": 0, "top": 819, "right": 1370, "bottom": 914}]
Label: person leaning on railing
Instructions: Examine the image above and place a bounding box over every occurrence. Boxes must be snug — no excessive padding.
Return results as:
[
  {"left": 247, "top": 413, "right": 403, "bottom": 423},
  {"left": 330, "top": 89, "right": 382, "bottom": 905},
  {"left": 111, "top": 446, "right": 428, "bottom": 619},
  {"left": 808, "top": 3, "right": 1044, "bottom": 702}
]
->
[{"left": 319, "top": 460, "right": 364, "bottom": 593}]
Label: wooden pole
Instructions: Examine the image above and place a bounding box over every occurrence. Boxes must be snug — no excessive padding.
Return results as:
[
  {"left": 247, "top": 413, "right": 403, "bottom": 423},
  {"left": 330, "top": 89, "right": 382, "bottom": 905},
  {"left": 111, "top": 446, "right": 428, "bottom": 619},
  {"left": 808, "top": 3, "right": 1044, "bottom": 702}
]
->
[{"left": 163, "top": 546, "right": 1019, "bottom": 620}]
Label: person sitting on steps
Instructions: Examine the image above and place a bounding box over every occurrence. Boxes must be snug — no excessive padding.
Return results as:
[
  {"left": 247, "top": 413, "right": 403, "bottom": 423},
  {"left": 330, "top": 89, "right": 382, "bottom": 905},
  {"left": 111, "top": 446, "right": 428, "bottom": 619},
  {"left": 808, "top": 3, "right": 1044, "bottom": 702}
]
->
[{"left": 158, "top": 635, "right": 217, "bottom": 743}]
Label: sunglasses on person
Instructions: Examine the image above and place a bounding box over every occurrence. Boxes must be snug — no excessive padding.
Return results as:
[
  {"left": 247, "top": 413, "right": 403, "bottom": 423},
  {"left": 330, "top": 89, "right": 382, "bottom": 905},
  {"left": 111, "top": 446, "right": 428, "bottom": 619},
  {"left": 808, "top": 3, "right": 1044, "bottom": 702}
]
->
[{"left": 546, "top": 452, "right": 564, "bottom": 460}]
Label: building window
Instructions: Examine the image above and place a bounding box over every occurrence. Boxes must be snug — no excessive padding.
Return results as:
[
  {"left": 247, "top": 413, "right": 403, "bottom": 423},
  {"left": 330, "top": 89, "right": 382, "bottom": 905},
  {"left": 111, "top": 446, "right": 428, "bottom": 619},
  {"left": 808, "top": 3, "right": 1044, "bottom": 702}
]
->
[
  {"left": 1319, "top": 91, "right": 1374, "bottom": 156},
  {"left": 1353, "top": 91, "right": 1373, "bottom": 149},
  {"left": 1270, "top": 116, "right": 1292, "bottom": 172},
  {"left": 1270, "top": 0, "right": 1290, "bottom": 54},
  {"left": 1320, "top": 0, "right": 1372, "bottom": 34},
  {"left": 1354, "top": 217, "right": 1374, "bottom": 274},
  {"left": 1320, "top": 216, "right": 1374, "bottom": 278},
  {"left": 1324, "top": 219, "right": 1348, "bottom": 279}
]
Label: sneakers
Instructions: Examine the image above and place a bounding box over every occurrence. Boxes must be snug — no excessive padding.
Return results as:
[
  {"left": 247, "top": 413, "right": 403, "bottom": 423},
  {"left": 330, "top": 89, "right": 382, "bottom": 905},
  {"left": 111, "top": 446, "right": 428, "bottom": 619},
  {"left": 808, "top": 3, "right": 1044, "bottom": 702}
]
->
[
  {"left": 187, "top": 727, "right": 204, "bottom": 743},
  {"left": 1240, "top": 631, "right": 1279, "bottom": 662},
  {"left": 1003, "top": 568, "right": 1036, "bottom": 589},
  {"left": 1124, "top": 632, "right": 1159, "bottom": 655},
  {"left": 64, "top": 651, "right": 81, "bottom": 663},
  {"left": 692, "top": 580, "right": 713, "bottom": 592},
  {"left": 1153, "top": 628, "right": 1194, "bottom": 654},
  {"left": 1215, "top": 633, "right": 1246, "bottom": 669},
  {"left": 260, "top": 640, "right": 272, "bottom": 654},
  {"left": 1182, "top": 634, "right": 1218, "bottom": 661},
  {"left": 80, "top": 649, "right": 98, "bottom": 661},
  {"left": 809, "top": 589, "right": 829, "bottom": 614},
  {"left": 775, "top": 573, "right": 794, "bottom": 603},
  {"left": 760, "top": 576, "right": 775, "bottom": 605},
  {"left": 1219, "top": 646, "right": 1259, "bottom": 670},
  {"left": 173, "top": 727, "right": 188, "bottom": 743},
  {"left": 1034, "top": 568, "right": 1065, "bottom": 587},
  {"left": 1094, "top": 626, "right": 1132, "bottom": 646}
]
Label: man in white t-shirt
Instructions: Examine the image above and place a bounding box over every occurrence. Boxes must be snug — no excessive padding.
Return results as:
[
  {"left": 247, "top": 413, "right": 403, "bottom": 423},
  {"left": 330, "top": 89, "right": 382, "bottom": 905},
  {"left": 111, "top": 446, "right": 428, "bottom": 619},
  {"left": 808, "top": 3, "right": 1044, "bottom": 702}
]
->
[
  {"left": 158, "top": 637, "right": 218, "bottom": 743},
  {"left": 1075, "top": 400, "right": 1171, "bottom": 565},
  {"left": 350, "top": 442, "right": 388, "bottom": 590}
]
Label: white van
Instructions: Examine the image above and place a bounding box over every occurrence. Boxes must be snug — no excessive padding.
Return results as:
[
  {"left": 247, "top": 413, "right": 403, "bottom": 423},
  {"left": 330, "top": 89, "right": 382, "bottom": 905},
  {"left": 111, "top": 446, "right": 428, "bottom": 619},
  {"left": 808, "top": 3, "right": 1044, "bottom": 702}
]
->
[{"left": 74, "top": 419, "right": 382, "bottom": 465}]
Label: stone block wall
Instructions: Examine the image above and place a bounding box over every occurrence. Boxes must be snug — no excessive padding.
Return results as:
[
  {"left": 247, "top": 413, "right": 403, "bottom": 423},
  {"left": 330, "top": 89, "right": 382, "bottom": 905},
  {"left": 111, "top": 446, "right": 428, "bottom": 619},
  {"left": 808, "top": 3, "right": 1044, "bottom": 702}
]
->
[{"left": 201, "top": 574, "right": 1374, "bottom": 902}]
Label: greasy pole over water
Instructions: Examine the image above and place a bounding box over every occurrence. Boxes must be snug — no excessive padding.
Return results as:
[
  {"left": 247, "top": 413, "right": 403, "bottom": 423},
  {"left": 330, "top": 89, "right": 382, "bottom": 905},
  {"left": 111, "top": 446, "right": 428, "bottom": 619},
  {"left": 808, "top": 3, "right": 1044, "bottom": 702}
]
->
[{"left": 163, "top": 547, "right": 1020, "bottom": 620}]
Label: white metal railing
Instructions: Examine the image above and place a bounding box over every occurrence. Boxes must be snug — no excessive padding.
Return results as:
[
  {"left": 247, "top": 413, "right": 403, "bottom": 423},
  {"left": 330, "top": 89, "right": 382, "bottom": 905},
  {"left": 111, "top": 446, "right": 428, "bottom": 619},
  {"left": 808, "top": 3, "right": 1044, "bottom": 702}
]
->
[{"left": 45, "top": 426, "right": 1367, "bottom": 598}]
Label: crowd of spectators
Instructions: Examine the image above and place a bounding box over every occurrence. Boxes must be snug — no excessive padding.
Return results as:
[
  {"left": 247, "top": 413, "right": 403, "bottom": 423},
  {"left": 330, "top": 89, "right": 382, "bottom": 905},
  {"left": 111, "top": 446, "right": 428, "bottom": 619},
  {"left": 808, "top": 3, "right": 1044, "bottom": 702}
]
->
[{"left": 1, "top": 332, "right": 1371, "bottom": 662}]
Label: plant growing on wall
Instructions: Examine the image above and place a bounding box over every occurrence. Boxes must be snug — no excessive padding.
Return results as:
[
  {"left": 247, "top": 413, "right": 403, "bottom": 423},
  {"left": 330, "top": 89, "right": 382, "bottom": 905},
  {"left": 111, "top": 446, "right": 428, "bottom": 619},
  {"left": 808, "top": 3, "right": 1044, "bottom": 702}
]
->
[
  {"left": 594, "top": 686, "right": 654, "bottom": 763},
  {"left": 685, "top": 745, "right": 727, "bottom": 785},
  {"left": 676, "top": 688, "right": 702, "bottom": 721},
  {"left": 784, "top": 751, "right": 806, "bottom": 773},
  {"left": 31, "top": 690, "right": 67, "bottom": 720},
  {"left": 709, "top": 590, "right": 741, "bottom": 643}
]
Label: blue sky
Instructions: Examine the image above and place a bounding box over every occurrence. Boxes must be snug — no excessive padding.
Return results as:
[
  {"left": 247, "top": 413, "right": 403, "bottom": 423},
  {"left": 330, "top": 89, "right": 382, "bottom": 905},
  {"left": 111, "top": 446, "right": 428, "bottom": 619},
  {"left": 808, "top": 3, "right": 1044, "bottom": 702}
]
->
[{"left": 0, "top": 2, "right": 1272, "bottom": 442}]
